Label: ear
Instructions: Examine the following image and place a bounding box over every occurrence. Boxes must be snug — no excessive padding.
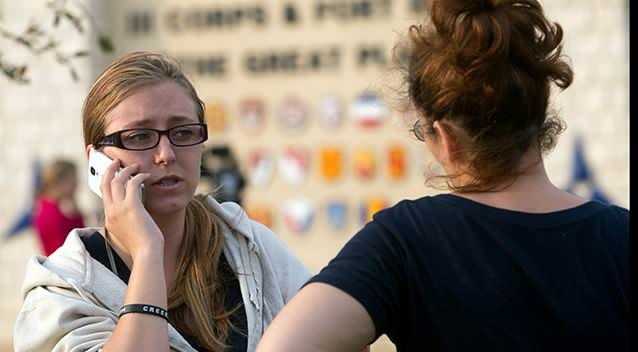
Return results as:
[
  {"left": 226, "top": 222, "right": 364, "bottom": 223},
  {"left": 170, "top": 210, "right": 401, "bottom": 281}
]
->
[
  {"left": 432, "top": 120, "right": 460, "bottom": 163},
  {"left": 86, "top": 144, "right": 94, "bottom": 159}
]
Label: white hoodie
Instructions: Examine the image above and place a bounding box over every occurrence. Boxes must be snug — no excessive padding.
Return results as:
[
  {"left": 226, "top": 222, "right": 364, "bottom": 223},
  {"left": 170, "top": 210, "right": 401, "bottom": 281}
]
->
[{"left": 14, "top": 197, "right": 312, "bottom": 352}]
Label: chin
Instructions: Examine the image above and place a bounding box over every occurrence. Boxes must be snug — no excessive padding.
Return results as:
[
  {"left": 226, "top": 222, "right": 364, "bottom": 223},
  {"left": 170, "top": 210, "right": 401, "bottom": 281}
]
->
[{"left": 145, "top": 195, "right": 192, "bottom": 215}]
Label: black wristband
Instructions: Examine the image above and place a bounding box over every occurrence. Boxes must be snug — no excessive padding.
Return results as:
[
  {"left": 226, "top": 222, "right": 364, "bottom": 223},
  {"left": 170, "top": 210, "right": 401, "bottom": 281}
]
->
[{"left": 119, "top": 304, "right": 169, "bottom": 321}]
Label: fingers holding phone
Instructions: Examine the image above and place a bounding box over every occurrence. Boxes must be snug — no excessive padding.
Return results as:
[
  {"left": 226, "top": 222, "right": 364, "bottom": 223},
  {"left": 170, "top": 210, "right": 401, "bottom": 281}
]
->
[
  {"left": 106, "top": 162, "right": 146, "bottom": 205},
  {"left": 88, "top": 147, "right": 163, "bottom": 259},
  {"left": 127, "top": 172, "right": 148, "bottom": 204},
  {"left": 99, "top": 156, "right": 124, "bottom": 204},
  {"left": 88, "top": 148, "right": 144, "bottom": 202}
]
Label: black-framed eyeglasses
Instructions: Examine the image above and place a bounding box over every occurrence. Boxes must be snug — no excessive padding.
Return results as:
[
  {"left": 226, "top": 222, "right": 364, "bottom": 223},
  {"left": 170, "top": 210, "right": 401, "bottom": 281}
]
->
[
  {"left": 410, "top": 120, "right": 426, "bottom": 142},
  {"left": 95, "top": 123, "right": 208, "bottom": 151}
]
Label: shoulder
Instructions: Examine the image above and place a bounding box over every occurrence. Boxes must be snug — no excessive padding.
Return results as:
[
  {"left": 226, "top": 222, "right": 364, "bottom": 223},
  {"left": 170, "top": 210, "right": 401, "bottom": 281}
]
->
[
  {"left": 203, "top": 196, "right": 311, "bottom": 298},
  {"left": 33, "top": 198, "right": 60, "bottom": 218},
  {"left": 29, "top": 229, "right": 94, "bottom": 279},
  {"left": 203, "top": 196, "right": 256, "bottom": 241},
  {"left": 18, "top": 230, "right": 101, "bottom": 322},
  {"left": 203, "top": 195, "right": 289, "bottom": 248},
  {"left": 35, "top": 197, "right": 57, "bottom": 209},
  {"left": 373, "top": 195, "right": 450, "bottom": 222},
  {"left": 21, "top": 227, "right": 109, "bottom": 295},
  {"left": 343, "top": 195, "right": 463, "bottom": 256},
  {"left": 368, "top": 196, "right": 445, "bottom": 236},
  {"left": 602, "top": 203, "right": 630, "bottom": 221},
  {"left": 555, "top": 200, "right": 630, "bottom": 233},
  {"left": 587, "top": 202, "right": 630, "bottom": 242},
  {"left": 203, "top": 195, "right": 308, "bottom": 270}
]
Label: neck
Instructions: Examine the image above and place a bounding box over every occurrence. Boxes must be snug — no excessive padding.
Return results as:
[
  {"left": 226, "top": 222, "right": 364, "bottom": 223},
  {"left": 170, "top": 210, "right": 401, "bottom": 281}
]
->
[
  {"left": 150, "top": 208, "right": 186, "bottom": 264},
  {"left": 450, "top": 149, "right": 587, "bottom": 213},
  {"left": 41, "top": 189, "right": 64, "bottom": 202},
  {"left": 105, "top": 207, "right": 186, "bottom": 288}
]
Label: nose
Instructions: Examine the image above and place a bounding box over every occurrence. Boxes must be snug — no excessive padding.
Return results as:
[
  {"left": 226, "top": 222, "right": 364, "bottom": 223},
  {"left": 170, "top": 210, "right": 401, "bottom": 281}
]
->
[{"left": 154, "top": 134, "right": 176, "bottom": 165}]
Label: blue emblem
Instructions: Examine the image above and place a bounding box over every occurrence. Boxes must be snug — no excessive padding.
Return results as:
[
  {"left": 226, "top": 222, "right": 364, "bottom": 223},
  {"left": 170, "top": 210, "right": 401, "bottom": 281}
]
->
[{"left": 326, "top": 201, "right": 347, "bottom": 231}]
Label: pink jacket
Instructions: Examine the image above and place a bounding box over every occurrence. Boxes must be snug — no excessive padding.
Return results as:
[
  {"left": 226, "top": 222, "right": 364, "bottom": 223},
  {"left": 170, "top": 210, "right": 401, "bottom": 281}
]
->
[{"left": 32, "top": 198, "right": 85, "bottom": 256}]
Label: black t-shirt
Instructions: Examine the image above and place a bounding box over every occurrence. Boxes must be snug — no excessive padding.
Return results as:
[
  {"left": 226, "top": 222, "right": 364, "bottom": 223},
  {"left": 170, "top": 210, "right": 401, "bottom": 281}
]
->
[
  {"left": 81, "top": 232, "right": 248, "bottom": 352},
  {"left": 308, "top": 194, "right": 630, "bottom": 351}
]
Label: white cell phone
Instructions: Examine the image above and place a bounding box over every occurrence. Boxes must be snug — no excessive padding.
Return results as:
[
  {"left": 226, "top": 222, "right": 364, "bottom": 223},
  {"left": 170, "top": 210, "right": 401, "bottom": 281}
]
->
[{"left": 88, "top": 148, "right": 144, "bottom": 199}]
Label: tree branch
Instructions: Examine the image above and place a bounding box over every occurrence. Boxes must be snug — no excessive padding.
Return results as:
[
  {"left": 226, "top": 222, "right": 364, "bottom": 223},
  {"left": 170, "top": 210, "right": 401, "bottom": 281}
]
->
[{"left": 0, "top": 0, "right": 114, "bottom": 84}]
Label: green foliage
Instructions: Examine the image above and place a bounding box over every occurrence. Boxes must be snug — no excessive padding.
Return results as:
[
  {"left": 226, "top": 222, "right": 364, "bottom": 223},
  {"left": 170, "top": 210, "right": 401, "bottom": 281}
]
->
[
  {"left": 0, "top": 0, "right": 115, "bottom": 84},
  {"left": 98, "top": 35, "right": 114, "bottom": 53}
]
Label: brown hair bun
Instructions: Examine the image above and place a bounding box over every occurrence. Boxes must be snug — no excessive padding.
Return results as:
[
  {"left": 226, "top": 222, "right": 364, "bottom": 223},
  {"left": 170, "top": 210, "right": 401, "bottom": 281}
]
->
[{"left": 402, "top": 0, "right": 573, "bottom": 191}]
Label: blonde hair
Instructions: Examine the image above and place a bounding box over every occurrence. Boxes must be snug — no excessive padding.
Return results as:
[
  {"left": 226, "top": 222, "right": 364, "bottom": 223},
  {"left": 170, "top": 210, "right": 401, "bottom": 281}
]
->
[
  {"left": 83, "top": 51, "right": 204, "bottom": 147},
  {"left": 82, "top": 51, "right": 232, "bottom": 350},
  {"left": 38, "top": 159, "right": 77, "bottom": 197}
]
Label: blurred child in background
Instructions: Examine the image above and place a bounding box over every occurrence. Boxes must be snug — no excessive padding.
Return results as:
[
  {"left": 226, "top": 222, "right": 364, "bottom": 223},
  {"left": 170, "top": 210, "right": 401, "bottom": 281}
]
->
[{"left": 32, "top": 158, "right": 85, "bottom": 255}]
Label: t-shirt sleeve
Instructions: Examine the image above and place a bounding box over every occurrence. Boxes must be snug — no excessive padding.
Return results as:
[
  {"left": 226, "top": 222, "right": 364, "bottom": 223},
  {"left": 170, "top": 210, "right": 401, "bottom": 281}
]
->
[{"left": 306, "top": 219, "right": 405, "bottom": 338}]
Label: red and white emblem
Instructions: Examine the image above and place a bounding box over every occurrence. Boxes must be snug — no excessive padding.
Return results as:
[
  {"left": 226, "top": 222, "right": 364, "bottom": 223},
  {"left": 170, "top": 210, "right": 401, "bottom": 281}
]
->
[
  {"left": 279, "top": 146, "right": 311, "bottom": 185},
  {"left": 246, "top": 149, "right": 274, "bottom": 186},
  {"left": 352, "top": 91, "right": 386, "bottom": 128}
]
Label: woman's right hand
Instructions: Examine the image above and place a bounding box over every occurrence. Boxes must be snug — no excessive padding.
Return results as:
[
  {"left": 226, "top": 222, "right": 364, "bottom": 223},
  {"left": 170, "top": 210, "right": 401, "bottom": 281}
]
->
[
  {"left": 100, "top": 159, "right": 170, "bottom": 352},
  {"left": 100, "top": 159, "right": 163, "bottom": 261}
]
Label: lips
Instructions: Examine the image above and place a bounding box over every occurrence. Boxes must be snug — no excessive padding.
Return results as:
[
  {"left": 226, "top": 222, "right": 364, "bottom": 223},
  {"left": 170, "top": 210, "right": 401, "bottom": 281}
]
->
[{"left": 151, "top": 175, "right": 184, "bottom": 187}]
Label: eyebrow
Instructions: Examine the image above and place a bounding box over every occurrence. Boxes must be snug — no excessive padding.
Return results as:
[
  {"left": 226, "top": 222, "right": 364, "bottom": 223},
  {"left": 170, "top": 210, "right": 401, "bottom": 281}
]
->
[{"left": 121, "top": 115, "right": 198, "bottom": 129}]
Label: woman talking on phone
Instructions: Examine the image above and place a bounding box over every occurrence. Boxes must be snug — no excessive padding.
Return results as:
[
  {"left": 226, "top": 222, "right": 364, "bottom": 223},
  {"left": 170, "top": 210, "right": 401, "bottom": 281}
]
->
[
  {"left": 257, "top": 0, "right": 630, "bottom": 351},
  {"left": 14, "top": 51, "right": 311, "bottom": 352}
]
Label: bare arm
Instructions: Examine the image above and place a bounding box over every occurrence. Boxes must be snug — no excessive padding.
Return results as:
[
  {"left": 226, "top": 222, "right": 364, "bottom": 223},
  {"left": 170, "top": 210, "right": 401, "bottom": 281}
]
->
[
  {"left": 103, "top": 247, "right": 169, "bottom": 352},
  {"left": 257, "top": 282, "right": 376, "bottom": 352},
  {"left": 99, "top": 160, "right": 170, "bottom": 352}
]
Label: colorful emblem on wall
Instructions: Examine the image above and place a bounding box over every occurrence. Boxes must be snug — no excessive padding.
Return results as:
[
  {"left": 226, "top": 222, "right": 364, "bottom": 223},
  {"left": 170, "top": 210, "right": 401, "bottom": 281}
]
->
[
  {"left": 246, "top": 149, "right": 274, "bottom": 186},
  {"left": 239, "top": 98, "right": 266, "bottom": 134},
  {"left": 353, "top": 147, "right": 376, "bottom": 180},
  {"left": 282, "top": 199, "right": 314, "bottom": 234},
  {"left": 277, "top": 96, "right": 308, "bottom": 133},
  {"left": 351, "top": 91, "right": 386, "bottom": 128},
  {"left": 203, "top": 100, "right": 228, "bottom": 134},
  {"left": 246, "top": 205, "right": 274, "bottom": 229},
  {"left": 319, "top": 146, "right": 343, "bottom": 182},
  {"left": 359, "top": 197, "right": 387, "bottom": 224},
  {"left": 280, "top": 146, "right": 311, "bottom": 185},
  {"left": 318, "top": 95, "right": 343, "bottom": 129},
  {"left": 387, "top": 144, "right": 407, "bottom": 181},
  {"left": 325, "top": 200, "right": 348, "bottom": 231}
]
